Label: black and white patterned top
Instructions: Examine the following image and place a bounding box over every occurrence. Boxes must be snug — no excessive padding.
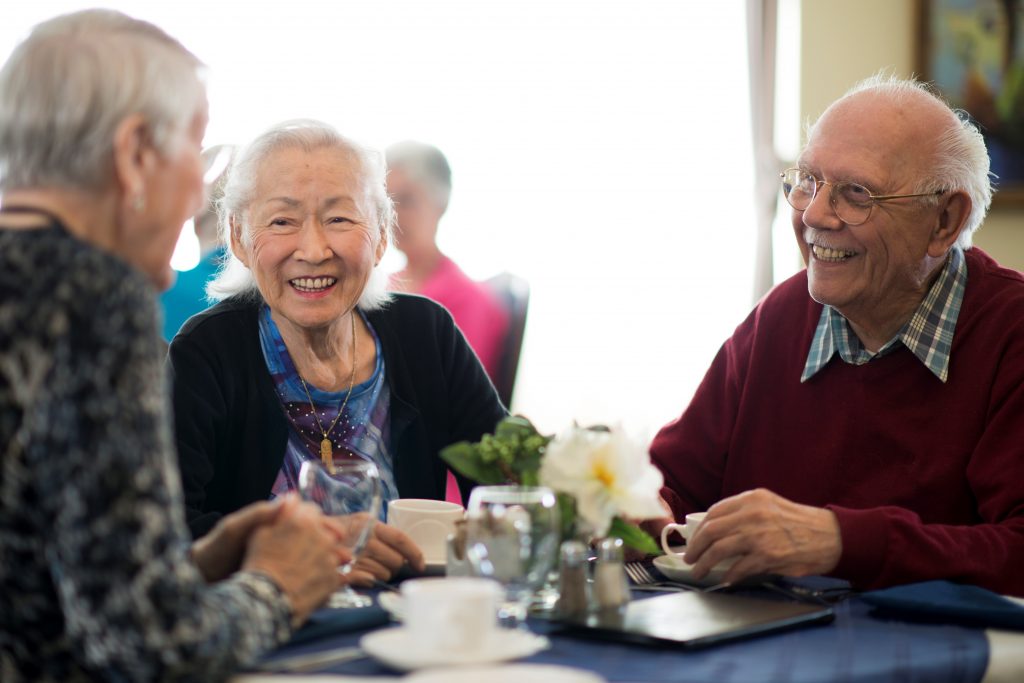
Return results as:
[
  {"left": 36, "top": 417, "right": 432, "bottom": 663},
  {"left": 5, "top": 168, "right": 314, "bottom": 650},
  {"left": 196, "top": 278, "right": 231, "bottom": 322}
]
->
[{"left": 0, "top": 219, "right": 293, "bottom": 682}]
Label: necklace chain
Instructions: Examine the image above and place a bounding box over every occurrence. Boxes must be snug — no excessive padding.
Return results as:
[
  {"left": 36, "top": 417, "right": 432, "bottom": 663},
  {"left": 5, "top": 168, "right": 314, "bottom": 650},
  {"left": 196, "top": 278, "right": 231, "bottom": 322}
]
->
[{"left": 298, "top": 312, "right": 357, "bottom": 467}]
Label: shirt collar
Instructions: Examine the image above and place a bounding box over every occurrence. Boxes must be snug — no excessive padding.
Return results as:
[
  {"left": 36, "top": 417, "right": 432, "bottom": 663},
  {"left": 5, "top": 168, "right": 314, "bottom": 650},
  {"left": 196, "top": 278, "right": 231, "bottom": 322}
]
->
[{"left": 801, "top": 246, "right": 966, "bottom": 383}]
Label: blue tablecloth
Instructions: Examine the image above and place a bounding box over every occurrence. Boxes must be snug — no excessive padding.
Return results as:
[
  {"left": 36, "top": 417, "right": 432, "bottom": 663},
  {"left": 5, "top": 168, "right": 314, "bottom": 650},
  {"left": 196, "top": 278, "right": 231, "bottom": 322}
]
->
[{"left": 261, "top": 591, "right": 989, "bottom": 683}]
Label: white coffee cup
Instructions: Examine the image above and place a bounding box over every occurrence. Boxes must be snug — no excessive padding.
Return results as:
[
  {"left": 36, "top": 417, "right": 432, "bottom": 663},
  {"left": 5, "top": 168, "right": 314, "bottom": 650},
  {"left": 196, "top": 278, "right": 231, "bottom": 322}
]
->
[
  {"left": 660, "top": 511, "right": 707, "bottom": 555},
  {"left": 387, "top": 499, "right": 465, "bottom": 564},
  {"left": 401, "top": 577, "right": 501, "bottom": 652}
]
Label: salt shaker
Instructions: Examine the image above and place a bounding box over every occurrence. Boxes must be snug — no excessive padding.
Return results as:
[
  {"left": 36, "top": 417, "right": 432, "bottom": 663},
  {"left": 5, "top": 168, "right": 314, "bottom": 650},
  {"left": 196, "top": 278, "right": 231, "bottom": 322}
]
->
[
  {"left": 593, "top": 537, "right": 630, "bottom": 609},
  {"left": 555, "top": 540, "right": 590, "bottom": 616}
]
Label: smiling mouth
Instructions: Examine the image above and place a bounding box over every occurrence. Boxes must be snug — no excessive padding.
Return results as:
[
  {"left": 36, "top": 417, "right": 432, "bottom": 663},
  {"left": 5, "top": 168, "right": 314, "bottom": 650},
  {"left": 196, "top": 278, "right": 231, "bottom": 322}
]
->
[
  {"left": 290, "top": 277, "right": 337, "bottom": 292},
  {"left": 810, "top": 244, "right": 856, "bottom": 262}
]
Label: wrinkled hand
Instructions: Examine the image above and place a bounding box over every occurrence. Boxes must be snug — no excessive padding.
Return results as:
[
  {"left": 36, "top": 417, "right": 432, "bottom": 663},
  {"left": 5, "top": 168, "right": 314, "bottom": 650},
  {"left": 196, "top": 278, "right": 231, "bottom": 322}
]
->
[
  {"left": 322, "top": 515, "right": 425, "bottom": 586},
  {"left": 243, "top": 496, "right": 351, "bottom": 626},
  {"left": 684, "top": 488, "right": 842, "bottom": 585},
  {"left": 191, "top": 499, "right": 287, "bottom": 583}
]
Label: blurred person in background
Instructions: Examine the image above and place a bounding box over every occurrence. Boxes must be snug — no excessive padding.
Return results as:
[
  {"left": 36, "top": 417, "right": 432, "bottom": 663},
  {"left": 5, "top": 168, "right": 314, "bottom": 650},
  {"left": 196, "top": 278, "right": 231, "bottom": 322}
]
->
[
  {"left": 0, "top": 11, "right": 347, "bottom": 681},
  {"left": 386, "top": 141, "right": 509, "bottom": 504},
  {"left": 160, "top": 144, "right": 235, "bottom": 341},
  {"left": 169, "top": 120, "right": 505, "bottom": 562},
  {"left": 386, "top": 141, "right": 509, "bottom": 380}
]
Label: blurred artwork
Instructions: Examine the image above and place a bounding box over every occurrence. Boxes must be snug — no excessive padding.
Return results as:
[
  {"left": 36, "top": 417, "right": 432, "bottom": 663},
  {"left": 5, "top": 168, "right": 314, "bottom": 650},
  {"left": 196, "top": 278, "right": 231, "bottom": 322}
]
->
[{"left": 921, "top": 0, "right": 1024, "bottom": 203}]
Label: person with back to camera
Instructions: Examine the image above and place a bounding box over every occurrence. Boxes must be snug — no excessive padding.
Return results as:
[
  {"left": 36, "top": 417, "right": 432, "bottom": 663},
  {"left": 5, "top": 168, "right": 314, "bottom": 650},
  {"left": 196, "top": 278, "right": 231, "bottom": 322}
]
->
[
  {"left": 646, "top": 74, "right": 1024, "bottom": 596},
  {"left": 168, "top": 121, "right": 506, "bottom": 580},
  {"left": 159, "top": 144, "right": 235, "bottom": 341},
  {"left": 0, "top": 10, "right": 347, "bottom": 682}
]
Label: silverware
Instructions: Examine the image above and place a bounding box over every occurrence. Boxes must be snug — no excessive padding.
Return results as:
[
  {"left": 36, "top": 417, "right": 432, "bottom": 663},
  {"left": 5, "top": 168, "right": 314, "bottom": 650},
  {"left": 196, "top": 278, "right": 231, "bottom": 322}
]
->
[
  {"left": 256, "top": 645, "right": 367, "bottom": 673},
  {"left": 623, "top": 561, "right": 658, "bottom": 585}
]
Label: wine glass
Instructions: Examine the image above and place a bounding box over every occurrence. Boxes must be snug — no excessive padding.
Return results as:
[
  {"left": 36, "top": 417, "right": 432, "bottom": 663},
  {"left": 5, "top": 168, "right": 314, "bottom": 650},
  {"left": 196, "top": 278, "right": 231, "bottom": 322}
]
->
[
  {"left": 464, "top": 485, "right": 560, "bottom": 628},
  {"left": 297, "top": 458, "right": 382, "bottom": 609}
]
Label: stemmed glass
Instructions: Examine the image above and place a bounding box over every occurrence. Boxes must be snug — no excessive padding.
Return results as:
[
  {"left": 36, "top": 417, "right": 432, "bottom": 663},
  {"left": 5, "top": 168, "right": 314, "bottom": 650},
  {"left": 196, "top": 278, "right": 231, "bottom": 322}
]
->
[
  {"left": 297, "top": 458, "right": 382, "bottom": 609},
  {"left": 464, "top": 485, "right": 560, "bottom": 628}
]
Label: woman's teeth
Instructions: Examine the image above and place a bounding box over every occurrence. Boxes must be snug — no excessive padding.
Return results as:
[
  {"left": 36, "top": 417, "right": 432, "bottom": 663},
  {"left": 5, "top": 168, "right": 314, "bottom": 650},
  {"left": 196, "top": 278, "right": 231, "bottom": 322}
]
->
[
  {"left": 291, "top": 277, "right": 337, "bottom": 292},
  {"left": 811, "top": 245, "right": 855, "bottom": 262}
]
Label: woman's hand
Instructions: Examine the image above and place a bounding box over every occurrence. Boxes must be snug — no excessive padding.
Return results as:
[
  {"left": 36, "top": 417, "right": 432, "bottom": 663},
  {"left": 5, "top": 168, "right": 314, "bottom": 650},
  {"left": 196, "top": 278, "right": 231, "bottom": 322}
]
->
[
  {"left": 191, "top": 499, "right": 287, "bottom": 583},
  {"left": 323, "top": 515, "right": 425, "bottom": 585}
]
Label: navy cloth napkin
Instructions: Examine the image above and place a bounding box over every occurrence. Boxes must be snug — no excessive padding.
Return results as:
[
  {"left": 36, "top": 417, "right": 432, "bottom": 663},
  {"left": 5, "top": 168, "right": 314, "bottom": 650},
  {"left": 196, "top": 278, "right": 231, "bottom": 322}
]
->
[
  {"left": 862, "top": 580, "right": 1024, "bottom": 630},
  {"left": 287, "top": 605, "right": 390, "bottom": 646}
]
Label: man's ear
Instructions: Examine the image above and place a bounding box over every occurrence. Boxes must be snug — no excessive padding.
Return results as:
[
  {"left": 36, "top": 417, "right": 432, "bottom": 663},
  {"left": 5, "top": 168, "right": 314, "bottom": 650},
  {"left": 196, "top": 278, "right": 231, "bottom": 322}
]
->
[
  {"left": 928, "top": 190, "right": 972, "bottom": 258},
  {"left": 111, "top": 114, "right": 155, "bottom": 203},
  {"left": 229, "top": 216, "right": 250, "bottom": 267}
]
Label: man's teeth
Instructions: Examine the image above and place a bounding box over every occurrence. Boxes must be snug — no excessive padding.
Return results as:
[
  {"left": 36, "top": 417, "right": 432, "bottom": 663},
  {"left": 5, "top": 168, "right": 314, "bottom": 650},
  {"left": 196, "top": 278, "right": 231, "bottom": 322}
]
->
[
  {"left": 811, "top": 245, "right": 855, "bottom": 262},
  {"left": 291, "top": 277, "right": 337, "bottom": 291}
]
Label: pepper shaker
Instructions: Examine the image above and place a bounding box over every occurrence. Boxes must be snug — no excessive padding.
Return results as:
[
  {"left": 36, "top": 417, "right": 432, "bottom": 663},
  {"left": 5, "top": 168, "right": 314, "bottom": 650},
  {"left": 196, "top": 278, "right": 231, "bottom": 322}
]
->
[
  {"left": 593, "top": 537, "right": 630, "bottom": 609},
  {"left": 555, "top": 540, "right": 590, "bottom": 616}
]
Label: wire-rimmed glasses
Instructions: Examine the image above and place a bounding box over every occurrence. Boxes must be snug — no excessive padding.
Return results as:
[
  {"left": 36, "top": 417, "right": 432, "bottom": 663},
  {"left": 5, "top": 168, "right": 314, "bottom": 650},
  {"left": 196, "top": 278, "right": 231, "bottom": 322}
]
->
[{"left": 780, "top": 168, "right": 944, "bottom": 226}]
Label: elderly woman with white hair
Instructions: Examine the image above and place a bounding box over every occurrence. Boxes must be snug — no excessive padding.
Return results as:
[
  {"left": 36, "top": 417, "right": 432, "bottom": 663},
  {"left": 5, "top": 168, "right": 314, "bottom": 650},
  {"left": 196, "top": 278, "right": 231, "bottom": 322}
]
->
[
  {"left": 169, "top": 119, "right": 506, "bottom": 578},
  {"left": 0, "top": 10, "right": 347, "bottom": 682}
]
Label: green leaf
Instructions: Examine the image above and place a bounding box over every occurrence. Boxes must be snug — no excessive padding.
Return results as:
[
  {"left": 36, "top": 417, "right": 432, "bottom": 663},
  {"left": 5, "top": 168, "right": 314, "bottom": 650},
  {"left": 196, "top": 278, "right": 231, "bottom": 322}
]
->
[
  {"left": 607, "top": 516, "right": 660, "bottom": 555},
  {"left": 440, "top": 442, "right": 508, "bottom": 484}
]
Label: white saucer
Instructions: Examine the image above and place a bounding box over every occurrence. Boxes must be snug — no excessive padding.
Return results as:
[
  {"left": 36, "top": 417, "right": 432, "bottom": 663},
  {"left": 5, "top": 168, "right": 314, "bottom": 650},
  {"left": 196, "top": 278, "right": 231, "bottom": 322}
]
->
[
  {"left": 360, "top": 626, "right": 549, "bottom": 671},
  {"left": 653, "top": 553, "right": 734, "bottom": 587},
  {"left": 406, "top": 663, "right": 606, "bottom": 683}
]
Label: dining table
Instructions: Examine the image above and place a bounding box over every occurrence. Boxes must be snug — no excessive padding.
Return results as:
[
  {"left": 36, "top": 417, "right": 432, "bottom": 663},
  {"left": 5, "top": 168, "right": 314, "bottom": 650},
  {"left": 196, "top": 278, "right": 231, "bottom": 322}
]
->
[{"left": 235, "top": 579, "right": 1024, "bottom": 683}]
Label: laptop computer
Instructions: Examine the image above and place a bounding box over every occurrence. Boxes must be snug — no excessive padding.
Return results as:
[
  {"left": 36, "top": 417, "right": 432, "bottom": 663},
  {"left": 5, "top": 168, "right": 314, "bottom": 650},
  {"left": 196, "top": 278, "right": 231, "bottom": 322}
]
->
[{"left": 555, "top": 591, "right": 834, "bottom": 649}]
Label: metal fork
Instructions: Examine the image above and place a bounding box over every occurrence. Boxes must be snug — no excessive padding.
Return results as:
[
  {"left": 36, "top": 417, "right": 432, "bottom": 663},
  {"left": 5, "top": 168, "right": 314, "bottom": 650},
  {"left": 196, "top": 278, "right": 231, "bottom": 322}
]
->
[{"left": 624, "top": 561, "right": 659, "bottom": 585}]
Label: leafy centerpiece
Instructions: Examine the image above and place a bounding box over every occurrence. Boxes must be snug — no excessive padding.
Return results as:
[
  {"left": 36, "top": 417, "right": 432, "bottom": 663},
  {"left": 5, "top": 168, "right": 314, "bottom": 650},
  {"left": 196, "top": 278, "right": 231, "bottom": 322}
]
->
[{"left": 441, "top": 416, "right": 663, "bottom": 554}]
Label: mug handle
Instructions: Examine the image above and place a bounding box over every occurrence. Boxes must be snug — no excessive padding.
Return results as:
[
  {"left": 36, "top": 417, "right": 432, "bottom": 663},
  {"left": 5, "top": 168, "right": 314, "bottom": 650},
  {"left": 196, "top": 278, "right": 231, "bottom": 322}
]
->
[{"left": 660, "top": 523, "right": 688, "bottom": 556}]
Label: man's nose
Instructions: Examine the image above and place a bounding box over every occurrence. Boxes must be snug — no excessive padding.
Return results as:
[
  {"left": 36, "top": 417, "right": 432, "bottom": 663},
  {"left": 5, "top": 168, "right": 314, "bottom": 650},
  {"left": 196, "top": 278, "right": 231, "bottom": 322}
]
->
[{"left": 801, "top": 183, "right": 843, "bottom": 230}]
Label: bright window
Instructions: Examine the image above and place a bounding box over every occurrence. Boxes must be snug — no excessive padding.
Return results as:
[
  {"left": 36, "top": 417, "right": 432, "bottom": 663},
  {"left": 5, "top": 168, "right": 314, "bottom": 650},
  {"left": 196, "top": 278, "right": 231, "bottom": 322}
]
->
[{"left": 2, "top": 1, "right": 755, "bottom": 436}]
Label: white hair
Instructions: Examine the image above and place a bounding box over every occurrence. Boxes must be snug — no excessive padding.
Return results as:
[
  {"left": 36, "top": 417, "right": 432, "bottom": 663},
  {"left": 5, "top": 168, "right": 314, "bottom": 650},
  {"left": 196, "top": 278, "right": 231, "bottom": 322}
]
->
[
  {"left": 821, "top": 73, "right": 993, "bottom": 250},
  {"left": 385, "top": 140, "right": 452, "bottom": 211},
  {"left": 0, "top": 9, "right": 205, "bottom": 192},
  {"left": 206, "top": 119, "right": 395, "bottom": 310}
]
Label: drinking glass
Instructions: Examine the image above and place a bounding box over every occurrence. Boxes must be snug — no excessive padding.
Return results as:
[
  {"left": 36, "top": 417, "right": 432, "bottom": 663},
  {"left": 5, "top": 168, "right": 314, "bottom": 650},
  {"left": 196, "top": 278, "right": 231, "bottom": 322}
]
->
[
  {"left": 297, "top": 458, "right": 382, "bottom": 609},
  {"left": 464, "top": 485, "right": 560, "bottom": 628}
]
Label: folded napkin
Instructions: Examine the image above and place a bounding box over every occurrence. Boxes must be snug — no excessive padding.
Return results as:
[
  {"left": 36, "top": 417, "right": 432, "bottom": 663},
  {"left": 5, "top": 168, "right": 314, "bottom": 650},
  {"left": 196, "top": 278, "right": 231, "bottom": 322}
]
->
[
  {"left": 862, "top": 580, "right": 1024, "bottom": 630},
  {"left": 287, "top": 605, "right": 390, "bottom": 646}
]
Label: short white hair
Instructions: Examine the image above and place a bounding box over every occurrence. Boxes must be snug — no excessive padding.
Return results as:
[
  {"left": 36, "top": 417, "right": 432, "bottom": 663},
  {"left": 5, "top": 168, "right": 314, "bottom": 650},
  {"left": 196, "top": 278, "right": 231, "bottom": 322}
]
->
[
  {"left": 386, "top": 140, "right": 452, "bottom": 211},
  {"left": 0, "top": 9, "right": 205, "bottom": 192},
  {"left": 206, "top": 119, "right": 395, "bottom": 310},
  {"left": 823, "top": 73, "right": 993, "bottom": 250}
]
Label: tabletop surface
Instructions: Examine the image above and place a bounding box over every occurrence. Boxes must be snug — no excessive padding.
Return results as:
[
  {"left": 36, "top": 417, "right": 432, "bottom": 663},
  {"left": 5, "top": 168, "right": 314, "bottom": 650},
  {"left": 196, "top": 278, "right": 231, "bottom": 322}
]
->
[{"left": 256, "top": 586, "right": 995, "bottom": 683}]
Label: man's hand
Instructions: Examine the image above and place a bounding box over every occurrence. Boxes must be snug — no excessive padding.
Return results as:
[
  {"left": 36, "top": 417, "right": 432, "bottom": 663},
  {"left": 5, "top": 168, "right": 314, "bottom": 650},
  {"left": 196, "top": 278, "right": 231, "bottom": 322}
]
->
[
  {"left": 242, "top": 497, "right": 351, "bottom": 626},
  {"left": 323, "top": 515, "right": 426, "bottom": 585},
  {"left": 191, "top": 499, "right": 286, "bottom": 583},
  {"left": 683, "top": 488, "right": 842, "bottom": 585}
]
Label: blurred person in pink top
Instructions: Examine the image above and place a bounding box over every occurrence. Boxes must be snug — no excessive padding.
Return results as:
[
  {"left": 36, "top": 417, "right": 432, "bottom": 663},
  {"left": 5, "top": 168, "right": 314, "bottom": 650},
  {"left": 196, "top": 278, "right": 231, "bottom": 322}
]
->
[
  {"left": 386, "top": 141, "right": 508, "bottom": 380},
  {"left": 386, "top": 141, "right": 509, "bottom": 504}
]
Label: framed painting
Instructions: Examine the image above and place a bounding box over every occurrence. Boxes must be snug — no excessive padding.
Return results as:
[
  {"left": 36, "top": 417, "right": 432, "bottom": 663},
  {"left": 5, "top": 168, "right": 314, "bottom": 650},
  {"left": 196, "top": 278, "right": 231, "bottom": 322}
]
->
[{"left": 917, "top": 0, "right": 1024, "bottom": 206}]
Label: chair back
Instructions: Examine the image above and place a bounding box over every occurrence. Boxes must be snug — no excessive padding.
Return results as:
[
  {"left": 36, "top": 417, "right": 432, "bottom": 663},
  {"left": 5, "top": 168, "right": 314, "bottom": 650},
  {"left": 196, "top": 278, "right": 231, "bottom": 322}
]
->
[{"left": 485, "top": 272, "right": 530, "bottom": 408}]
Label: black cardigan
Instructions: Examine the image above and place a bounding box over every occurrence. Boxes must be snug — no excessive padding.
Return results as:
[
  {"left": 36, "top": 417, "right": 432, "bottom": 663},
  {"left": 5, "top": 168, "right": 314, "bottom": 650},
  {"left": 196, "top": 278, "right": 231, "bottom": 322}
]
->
[{"left": 168, "top": 293, "right": 506, "bottom": 537}]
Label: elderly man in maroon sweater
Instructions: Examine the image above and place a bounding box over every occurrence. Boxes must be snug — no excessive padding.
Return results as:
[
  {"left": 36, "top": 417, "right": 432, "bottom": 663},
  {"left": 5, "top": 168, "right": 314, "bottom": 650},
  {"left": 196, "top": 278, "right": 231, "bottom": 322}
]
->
[{"left": 649, "top": 75, "right": 1024, "bottom": 596}]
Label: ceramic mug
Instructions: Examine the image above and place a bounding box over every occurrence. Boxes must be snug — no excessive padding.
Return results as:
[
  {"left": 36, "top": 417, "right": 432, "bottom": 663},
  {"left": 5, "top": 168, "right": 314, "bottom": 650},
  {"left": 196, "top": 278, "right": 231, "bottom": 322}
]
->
[
  {"left": 659, "top": 512, "right": 707, "bottom": 556},
  {"left": 387, "top": 498, "right": 465, "bottom": 564},
  {"left": 401, "top": 577, "right": 501, "bottom": 651}
]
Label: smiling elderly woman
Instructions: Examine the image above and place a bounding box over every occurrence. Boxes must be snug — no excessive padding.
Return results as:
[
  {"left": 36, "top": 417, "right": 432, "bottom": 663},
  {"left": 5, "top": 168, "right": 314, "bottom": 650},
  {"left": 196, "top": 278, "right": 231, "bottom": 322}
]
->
[{"left": 169, "top": 120, "right": 506, "bottom": 565}]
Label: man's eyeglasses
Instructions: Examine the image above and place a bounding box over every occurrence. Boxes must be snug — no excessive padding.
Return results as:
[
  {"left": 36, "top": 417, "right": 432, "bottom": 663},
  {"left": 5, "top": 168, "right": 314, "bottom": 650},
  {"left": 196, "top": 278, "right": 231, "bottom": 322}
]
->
[{"left": 780, "top": 168, "right": 945, "bottom": 226}]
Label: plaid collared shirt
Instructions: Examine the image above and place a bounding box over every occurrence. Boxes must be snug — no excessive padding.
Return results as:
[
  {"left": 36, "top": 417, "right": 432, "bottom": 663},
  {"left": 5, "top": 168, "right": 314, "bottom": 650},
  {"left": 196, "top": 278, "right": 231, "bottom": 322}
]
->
[{"left": 801, "top": 246, "right": 966, "bottom": 383}]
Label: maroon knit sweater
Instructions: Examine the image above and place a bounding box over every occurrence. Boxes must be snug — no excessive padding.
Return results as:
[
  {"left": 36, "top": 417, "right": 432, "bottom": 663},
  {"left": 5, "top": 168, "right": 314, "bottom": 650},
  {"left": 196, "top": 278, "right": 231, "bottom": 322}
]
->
[{"left": 651, "top": 248, "right": 1024, "bottom": 596}]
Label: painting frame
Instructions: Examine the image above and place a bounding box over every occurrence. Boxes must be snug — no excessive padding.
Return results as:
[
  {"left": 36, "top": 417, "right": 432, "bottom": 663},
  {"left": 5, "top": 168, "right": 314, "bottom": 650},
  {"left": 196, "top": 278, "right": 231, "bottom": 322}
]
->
[{"left": 917, "top": 0, "right": 1024, "bottom": 206}]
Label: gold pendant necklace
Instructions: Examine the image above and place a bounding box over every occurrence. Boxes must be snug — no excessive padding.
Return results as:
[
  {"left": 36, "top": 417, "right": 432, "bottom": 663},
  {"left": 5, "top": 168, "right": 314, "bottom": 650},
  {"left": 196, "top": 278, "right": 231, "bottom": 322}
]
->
[{"left": 298, "top": 313, "right": 358, "bottom": 468}]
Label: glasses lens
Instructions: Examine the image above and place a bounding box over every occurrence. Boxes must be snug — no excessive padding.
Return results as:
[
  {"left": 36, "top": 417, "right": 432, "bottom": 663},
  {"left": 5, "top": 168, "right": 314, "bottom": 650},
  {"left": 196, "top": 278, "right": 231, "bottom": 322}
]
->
[
  {"left": 833, "top": 182, "right": 872, "bottom": 225},
  {"left": 782, "top": 170, "right": 815, "bottom": 210}
]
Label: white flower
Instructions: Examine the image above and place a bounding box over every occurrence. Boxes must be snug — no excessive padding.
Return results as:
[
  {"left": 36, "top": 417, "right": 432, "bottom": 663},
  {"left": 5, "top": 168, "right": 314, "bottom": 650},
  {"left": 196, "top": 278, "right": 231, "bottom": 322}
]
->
[{"left": 539, "top": 424, "right": 664, "bottom": 537}]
